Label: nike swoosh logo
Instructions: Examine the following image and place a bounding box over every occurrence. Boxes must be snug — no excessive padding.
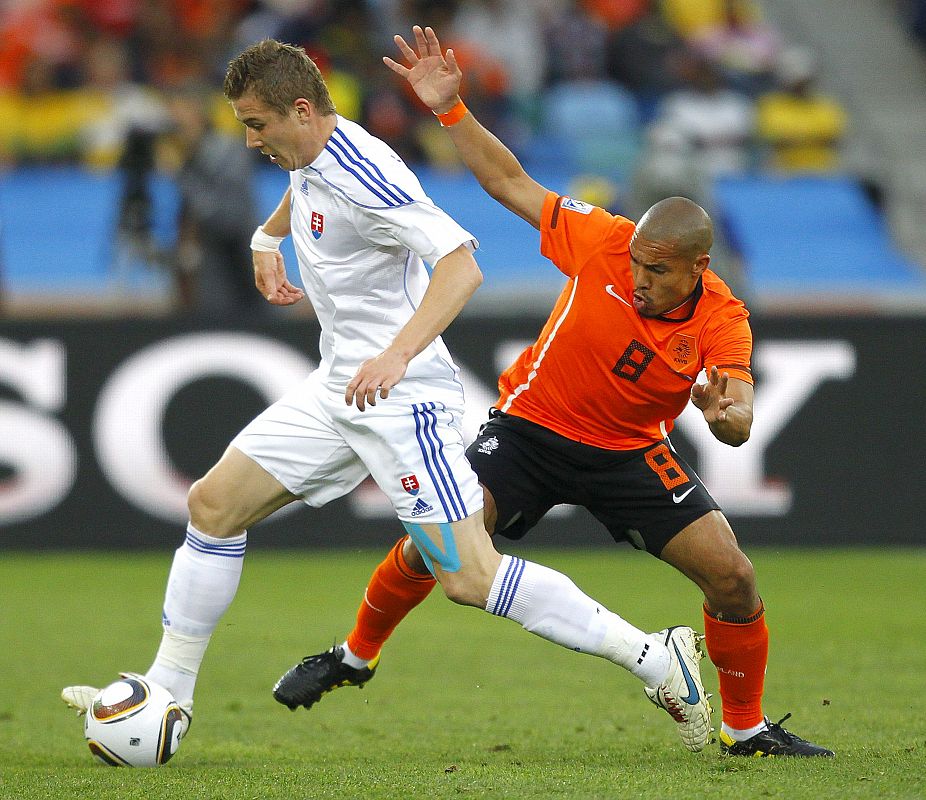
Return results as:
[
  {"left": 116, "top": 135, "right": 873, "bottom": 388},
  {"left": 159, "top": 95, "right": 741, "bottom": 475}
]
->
[
  {"left": 672, "top": 486, "right": 696, "bottom": 503},
  {"left": 605, "top": 284, "right": 632, "bottom": 307},
  {"left": 672, "top": 639, "right": 701, "bottom": 705}
]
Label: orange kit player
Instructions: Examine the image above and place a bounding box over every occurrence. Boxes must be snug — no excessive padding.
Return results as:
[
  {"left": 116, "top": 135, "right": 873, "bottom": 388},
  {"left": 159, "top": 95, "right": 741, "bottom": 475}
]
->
[{"left": 274, "top": 26, "right": 833, "bottom": 758}]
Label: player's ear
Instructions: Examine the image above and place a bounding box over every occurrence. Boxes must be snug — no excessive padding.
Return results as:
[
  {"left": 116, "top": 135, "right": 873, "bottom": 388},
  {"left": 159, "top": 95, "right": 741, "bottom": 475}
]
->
[
  {"left": 692, "top": 253, "right": 710, "bottom": 276},
  {"left": 293, "top": 98, "right": 312, "bottom": 121}
]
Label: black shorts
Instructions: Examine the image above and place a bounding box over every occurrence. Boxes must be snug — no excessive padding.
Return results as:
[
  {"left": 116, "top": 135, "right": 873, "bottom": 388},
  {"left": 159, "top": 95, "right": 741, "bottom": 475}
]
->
[{"left": 464, "top": 410, "right": 720, "bottom": 556}]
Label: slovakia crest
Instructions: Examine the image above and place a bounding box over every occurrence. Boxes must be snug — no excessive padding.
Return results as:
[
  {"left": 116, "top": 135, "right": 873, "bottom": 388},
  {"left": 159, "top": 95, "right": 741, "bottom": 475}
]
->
[
  {"left": 310, "top": 211, "right": 324, "bottom": 240},
  {"left": 401, "top": 474, "right": 420, "bottom": 496}
]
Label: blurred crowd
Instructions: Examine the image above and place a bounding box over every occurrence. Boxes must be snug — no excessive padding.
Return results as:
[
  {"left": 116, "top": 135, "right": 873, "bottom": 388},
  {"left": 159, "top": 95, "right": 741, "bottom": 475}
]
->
[
  {"left": 0, "top": 0, "right": 894, "bottom": 311},
  {"left": 0, "top": 0, "right": 854, "bottom": 177}
]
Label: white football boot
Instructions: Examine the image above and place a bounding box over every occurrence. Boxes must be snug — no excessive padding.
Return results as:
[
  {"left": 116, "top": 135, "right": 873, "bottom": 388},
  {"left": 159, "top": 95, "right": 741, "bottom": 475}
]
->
[
  {"left": 61, "top": 672, "right": 193, "bottom": 738},
  {"left": 643, "top": 626, "right": 713, "bottom": 752}
]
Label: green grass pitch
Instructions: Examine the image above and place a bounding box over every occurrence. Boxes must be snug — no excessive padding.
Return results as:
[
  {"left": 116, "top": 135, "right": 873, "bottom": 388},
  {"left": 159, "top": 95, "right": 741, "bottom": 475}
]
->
[{"left": 1, "top": 547, "right": 924, "bottom": 799}]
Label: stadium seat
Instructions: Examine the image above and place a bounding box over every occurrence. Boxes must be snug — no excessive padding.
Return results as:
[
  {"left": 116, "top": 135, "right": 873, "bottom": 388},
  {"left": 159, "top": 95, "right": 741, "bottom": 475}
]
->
[{"left": 713, "top": 175, "right": 926, "bottom": 296}]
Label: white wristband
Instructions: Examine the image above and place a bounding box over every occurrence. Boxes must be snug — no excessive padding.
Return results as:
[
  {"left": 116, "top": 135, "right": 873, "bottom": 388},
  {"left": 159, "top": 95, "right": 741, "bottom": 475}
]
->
[{"left": 250, "top": 225, "right": 285, "bottom": 252}]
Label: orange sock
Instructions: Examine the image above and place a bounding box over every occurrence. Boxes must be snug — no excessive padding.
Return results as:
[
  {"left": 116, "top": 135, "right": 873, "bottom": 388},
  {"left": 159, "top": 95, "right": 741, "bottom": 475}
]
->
[
  {"left": 702, "top": 602, "right": 768, "bottom": 731},
  {"left": 346, "top": 536, "right": 436, "bottom": 660}
]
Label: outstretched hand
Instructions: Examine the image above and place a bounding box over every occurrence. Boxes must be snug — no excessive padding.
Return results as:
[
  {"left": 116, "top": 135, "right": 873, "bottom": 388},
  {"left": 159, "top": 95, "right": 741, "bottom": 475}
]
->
[
  {"left": 383, "top": 25, "right": 462, "bottom": 113},
  {"left": 690, "top": 366, "right": 735, "bottom": 423}
]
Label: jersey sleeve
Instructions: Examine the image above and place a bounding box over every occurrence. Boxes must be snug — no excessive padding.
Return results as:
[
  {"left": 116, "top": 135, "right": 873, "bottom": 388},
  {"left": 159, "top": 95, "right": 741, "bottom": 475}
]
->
[
  {"left": 702, "top": 310, "right": 754, "bottom": 385},
  {"left": 361, "top": 201, "right": 478, "bottom": 266},
  {"left": 539, "top": 192, "right": 634, "bottom": 278}
]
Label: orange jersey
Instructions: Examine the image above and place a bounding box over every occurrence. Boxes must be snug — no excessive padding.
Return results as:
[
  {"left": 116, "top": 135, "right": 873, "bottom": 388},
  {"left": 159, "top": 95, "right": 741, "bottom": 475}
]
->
[{"left": 496, "top": 193, "right": 753, "bottom": 450}]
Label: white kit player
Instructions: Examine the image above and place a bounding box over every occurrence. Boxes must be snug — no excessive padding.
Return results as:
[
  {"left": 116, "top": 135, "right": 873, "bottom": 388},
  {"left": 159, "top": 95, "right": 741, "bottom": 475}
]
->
[{"left": 62, "top": 39, "right": 712, "bottom": 753}]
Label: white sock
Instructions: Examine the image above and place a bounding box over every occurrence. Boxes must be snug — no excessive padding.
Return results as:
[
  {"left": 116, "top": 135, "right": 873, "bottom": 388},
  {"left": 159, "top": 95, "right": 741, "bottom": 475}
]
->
[
  {"left": 339, "top": 641, "right": 371, "bottom": 670},
  {"left": 485, "top": 556, "right": 670, "bottom": 686},
  {"left": 145, "top": 523, "right": 246, "bottom": 705},
  {"left": 722, "top": 719, "right": 769, "bottom": 741},
  {"left": 146, "top": 630, "right": 209, "bottom": 708}
]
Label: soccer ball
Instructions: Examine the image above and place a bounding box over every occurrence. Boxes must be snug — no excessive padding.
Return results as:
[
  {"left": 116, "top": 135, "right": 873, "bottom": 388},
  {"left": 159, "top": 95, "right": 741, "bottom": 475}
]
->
[{"left": 84, "top": 676, "right": 184, "bottom": 767}]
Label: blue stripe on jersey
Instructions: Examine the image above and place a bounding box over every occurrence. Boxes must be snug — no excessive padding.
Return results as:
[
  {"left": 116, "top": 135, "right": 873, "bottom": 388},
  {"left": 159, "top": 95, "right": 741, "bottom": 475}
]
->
[
  {"left": 425, "top": 402, "right": 469, "bottom": 520},
  {"left": 324, "top": 142, "right": 398, "bottom": 206},
  {"left": 325, "top": 131, "right": 411, "bottom": 207},
  {"left": 330, "top": 128, "right": 414, "bottom": 204},
  {"left": 184, "top": 531, "right": 246, "bottom": 558},
  {"left": 492, "top": 556, "right": 526, "bottom": 616},
  {"left": 413, "top": 402, "right": 465, "bottom": 521},
  {"left": 411, "top": 403, "right": 446, "bottom": 517},
  {"left": 412, "top": 403, "right": 455, "bottom": 519},
  {"left": 419, "top": 402, "right": 467, "bottom": 516}
]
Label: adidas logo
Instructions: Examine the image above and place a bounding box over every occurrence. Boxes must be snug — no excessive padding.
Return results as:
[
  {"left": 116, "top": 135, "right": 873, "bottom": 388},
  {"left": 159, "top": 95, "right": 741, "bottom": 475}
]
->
[
  {"left": 300, "top": 178, "right": 309, "bottom": 196},
  {"left": 410, "top": 497, "right": 433, "bottom": 517}
]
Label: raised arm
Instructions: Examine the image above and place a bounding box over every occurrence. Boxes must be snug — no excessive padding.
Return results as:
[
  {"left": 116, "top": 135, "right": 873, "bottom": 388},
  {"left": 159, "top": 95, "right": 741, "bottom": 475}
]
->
[{"left": 384, "top": 25, "right": 548, "bottom": 230}]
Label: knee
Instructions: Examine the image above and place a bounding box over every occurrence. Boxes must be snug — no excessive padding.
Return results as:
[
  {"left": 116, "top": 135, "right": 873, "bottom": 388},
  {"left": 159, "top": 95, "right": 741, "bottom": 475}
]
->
[
  {"left": 708, "top": 555, "right": 758, "bottom": 611},
  {"left": 187, "top": 477, "right": 232, "bottom": 536},
  {"left": 437, "top": 569, "right": 491, "bottom": 608}
]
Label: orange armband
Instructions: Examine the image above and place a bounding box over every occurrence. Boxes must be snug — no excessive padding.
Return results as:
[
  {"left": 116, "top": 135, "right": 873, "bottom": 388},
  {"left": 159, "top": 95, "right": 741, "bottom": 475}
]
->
[{"left": 433, "top": 99, "right": 467, "bottom": 127}]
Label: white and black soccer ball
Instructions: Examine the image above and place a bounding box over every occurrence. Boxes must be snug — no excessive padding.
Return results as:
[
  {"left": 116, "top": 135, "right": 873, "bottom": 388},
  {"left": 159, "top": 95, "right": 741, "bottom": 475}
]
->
[{"left": 84, "top": 676, "right": 184, "bottom": 767}]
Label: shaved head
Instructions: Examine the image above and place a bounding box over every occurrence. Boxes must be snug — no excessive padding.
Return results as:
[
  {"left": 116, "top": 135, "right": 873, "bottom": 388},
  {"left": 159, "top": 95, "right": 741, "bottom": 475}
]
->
[{"left": 636, "top": 197, "right": 713, "bottom": 260}]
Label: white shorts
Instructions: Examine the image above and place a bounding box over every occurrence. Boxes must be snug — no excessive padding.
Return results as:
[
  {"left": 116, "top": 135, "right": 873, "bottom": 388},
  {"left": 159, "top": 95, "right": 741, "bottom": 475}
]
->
[{"left": 230, "top": 371, "right": 483, "bottom": 524}]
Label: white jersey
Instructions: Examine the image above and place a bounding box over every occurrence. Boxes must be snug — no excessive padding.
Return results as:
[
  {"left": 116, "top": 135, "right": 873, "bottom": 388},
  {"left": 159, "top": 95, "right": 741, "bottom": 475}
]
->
[{"left": 289, "top": 115, "right": 477, "bottom": 388}]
